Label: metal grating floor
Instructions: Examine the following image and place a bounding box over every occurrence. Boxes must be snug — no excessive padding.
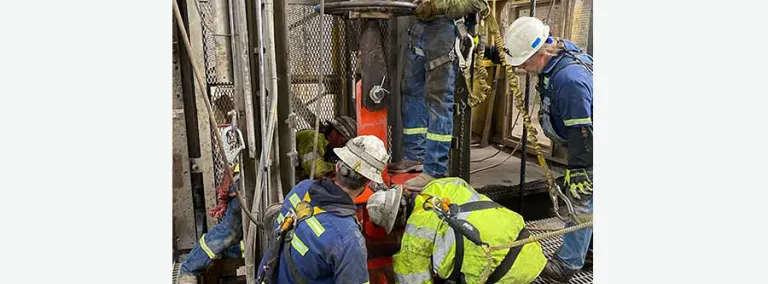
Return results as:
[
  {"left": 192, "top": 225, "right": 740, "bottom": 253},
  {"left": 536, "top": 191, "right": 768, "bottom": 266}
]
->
[
  {"left": 527, "top": 218, "right": 593, "bottom": 284},
  {"left": 172, "top": 261, "right": 180, "bottom": 284}
]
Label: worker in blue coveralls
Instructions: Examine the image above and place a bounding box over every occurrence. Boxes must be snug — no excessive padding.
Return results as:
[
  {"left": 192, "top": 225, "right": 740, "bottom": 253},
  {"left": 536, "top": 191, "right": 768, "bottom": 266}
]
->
[
  {"left": 177, "top": 182, "right": 245, "bottom": 284},
  {"left": 502, "top": 16, "right": 594, "bottom": 283},
  {"left": 387, "top": 0, "right": 490, "bottom": 191},
  {"left": 255, "top": 135, "right": 391, "bottom": 284}
]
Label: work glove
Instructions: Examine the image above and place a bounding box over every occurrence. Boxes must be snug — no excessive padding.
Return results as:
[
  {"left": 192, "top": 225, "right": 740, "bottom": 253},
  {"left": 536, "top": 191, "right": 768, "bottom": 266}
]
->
[
  {"left": 414, "top": 0, "right": 488, "bottom": 21},
  {"left": 562, "top": 168, "right": 593, "bottom": 201},
  {"left": 484, "top": 45, "right": 501, "bottom": 64},
  {"left": 413, "top": 0, "right": 439, "bottom": 21}
]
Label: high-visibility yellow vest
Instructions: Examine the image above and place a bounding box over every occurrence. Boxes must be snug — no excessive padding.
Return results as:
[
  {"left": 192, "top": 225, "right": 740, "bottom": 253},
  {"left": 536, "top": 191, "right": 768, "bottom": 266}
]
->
[{"left": 393, "top": 177, "right": 546, "bottom": 284}]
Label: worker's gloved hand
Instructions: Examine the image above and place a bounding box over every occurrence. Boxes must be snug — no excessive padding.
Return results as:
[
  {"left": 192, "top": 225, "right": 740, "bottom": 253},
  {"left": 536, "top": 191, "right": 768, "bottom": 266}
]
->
[
  {"left": 484, "top": 46, "right": 501, "bottom": 64},
  {"left": 414, "top": 0, "right": 439, "bottom": 21},
  {"left": 562, "top": 168, "right": 593, "bottom": 201}
]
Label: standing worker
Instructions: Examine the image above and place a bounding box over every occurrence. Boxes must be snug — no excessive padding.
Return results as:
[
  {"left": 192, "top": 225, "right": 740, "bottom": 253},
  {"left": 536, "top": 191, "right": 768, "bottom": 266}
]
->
[
  {"left": 502, "top": 16, "right": 593, "bottom": 283},
  {"left": 295, "top": 116, "right": 357, "bottom": 180},
  {"left": 392, "top": 177, "right": 546, "bottom": 283},
  {"left": 256, "top": 135, "right": 392, "bottom": 284},
  {"left": 388, "top": 0, "right": 490, "bottom": 191}
]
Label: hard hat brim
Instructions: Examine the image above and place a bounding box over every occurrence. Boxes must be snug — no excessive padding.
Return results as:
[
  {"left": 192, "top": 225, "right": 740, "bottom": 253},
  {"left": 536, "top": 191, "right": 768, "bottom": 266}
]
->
[
  {"left": 367, "top": 185, "right": 402, "bottom": 234},
  {"left": 333, "top": 147, "right": 385, "bottom": 184},
  {"left": 382, "top": 185, "right": 403, "bottom": 234}
]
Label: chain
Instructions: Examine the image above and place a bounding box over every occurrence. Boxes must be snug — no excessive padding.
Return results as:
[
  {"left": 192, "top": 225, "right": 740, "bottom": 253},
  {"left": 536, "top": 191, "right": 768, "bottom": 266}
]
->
[
  {"left": 458, "top": 100, "right": 467, "bottom": 178},
  {"left": 387, "top": 125, "right": 393, "bottom": 156}
]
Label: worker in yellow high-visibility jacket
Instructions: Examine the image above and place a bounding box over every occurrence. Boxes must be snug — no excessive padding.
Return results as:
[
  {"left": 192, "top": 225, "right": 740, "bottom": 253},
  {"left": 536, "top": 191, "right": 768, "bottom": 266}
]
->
[
  {"left": 392, "top": 177, "right": 546, "bottom": 284},
  {"left": 295, "top": 116, "right": 356, "bottom": 180}
]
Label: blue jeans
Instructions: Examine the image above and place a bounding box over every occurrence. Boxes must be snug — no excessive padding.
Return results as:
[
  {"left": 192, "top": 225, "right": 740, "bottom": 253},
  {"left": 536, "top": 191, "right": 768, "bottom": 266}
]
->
[
  {"left": 401, "top": 18, "right": 458, "bottom": 177},
  {"left": 554, "top": 194, "right": 593, "bottom": 270},
  {"left": 180, "top": 195, "right": 243, "bottom": 275}
]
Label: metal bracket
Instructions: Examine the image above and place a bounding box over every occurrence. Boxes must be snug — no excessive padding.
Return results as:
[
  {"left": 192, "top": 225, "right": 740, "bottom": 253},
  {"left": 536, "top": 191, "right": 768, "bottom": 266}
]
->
[
  {"left": 368, "top": 76, "right": 389, "bottom": 104},
  {"left": 285, "top": 113, "right": 298, "bottom": 129},
  {"left": 287, "top": 150, "right": 299, "bottom": 168}
]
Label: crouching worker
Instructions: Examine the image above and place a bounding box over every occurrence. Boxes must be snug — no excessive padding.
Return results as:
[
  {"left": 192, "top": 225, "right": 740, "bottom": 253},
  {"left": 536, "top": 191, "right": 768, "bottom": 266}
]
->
[
  {"left": 256, "top": 135, "right": 391, "bottom": 284},
  {"left": 392, "top": 177, "right": 547, "bottom": 284},
  {"left": 296, "top": 116, "right": 357, "bottom": 180},
  {"left": 177, "top": 183, "right": 245, "bottom": 284}
]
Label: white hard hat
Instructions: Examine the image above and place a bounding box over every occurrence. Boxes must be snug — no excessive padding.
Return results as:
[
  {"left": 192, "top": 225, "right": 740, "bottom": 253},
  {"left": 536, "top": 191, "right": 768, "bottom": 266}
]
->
[
  {"left": 333, "top": 135, "right": 390, "bottom": 184},
  {"left": 503, "top": 17, "right": 550, "bottom": 66},
  {"left": 366, "top": 184, "right": 403, "bottom": 234}
]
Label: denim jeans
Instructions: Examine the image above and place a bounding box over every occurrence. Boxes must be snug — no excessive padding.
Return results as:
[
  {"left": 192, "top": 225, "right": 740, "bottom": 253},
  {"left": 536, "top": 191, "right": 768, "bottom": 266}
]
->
[
  {"left": 554, "top": 194, "right": 593, "bottom": 270},
  {"left": 401, "top": 18, "right": 459, "bottom": 177},
  {"left": 180, "top": 195, "right": 243, "bottom": 275}
]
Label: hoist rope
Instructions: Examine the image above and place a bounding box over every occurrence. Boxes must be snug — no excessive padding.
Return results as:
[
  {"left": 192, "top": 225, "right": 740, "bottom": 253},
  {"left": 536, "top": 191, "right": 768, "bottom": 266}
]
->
[
  {"left": 477, "top": 220, "right": 594, "bottom": 284},
  {"left": 173, "top": 0, "right": 260, "bottom": 228}
]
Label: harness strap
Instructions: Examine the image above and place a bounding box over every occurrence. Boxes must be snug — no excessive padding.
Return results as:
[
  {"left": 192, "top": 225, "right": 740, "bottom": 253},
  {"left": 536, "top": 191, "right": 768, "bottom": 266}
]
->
[
  {"left": 457, "top": 200, "right": 503, "bottom": 212},
  {"left": 447, "top": 225, "right": 465, "bottom": 284},
  {"left": 485, "top": 228, "right": 531, "bottom": 283},
  {"left": 281, "top": 243, "right": 309, "bottom": 284},
  {"left": 447, "top": 200, "right": 504, "bottom": 283}
]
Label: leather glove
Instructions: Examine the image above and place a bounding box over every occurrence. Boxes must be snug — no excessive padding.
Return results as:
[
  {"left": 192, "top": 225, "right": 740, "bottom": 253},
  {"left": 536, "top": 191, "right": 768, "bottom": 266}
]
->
[
  {"left": 562, "top": 168, "right": 593, "bottom": 200},
  {"left": 484, "top": 46, "right": 501, "bottom": 64},
  {"left": 414, "top": 0, "right": 439, "bottom": 21}
]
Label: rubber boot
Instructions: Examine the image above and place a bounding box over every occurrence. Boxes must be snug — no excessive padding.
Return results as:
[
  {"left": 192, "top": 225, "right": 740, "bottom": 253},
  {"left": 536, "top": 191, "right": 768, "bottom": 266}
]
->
[{"left": 539, "top": 259, "right": 577, "bottom": 283}]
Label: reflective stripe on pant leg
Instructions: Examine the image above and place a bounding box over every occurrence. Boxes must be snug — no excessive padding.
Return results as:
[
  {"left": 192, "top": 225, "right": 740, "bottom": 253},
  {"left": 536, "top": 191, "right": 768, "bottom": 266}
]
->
[
  {"left": 199, "top": 234, "right": 220, "bottom": 259},
  {"left": 422, "top": 19, "right": 458, "bottom": 177},
  {"left": 402, "top": 26, "right": 428, "bottom": 163},
  {"left": 240, "top": 241, "right": 245, "bottom": 258},
  {"left": 403, "top": 127, "right": 428, "bottom": 135}
]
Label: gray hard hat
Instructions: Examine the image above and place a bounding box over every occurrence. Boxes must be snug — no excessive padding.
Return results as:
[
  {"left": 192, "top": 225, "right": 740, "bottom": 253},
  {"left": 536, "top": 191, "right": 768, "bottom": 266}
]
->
[
  {"left": 328, "top": 116, "right": 357, "bottom": 141},
  {"left": 366, "top": 184, "right": 403, "bottom": 234}
]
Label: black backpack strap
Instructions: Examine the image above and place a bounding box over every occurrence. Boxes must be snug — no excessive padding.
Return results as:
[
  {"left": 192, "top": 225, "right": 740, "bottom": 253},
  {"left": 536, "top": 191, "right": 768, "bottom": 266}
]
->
[{"left": 485, "top": 228, "right": 532, "bottom": 283}]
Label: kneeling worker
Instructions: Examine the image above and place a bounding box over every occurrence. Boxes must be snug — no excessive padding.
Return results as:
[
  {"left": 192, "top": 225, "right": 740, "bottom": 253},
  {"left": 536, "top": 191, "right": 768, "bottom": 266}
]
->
[
  {"left": 392, "top": 177, "right": 547, "bottom": 284},
  {"left": 256, "top": 135, "right": 393, "bottom": 283}
]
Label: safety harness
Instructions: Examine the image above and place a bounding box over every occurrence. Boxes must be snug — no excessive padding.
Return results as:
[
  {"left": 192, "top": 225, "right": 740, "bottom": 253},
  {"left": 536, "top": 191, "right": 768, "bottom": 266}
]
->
[
  {"left": 536, "top": 43, "right": 594, "bottom": 145},
  {"left": 417, "top": 15, "right": 479, "bottom": 89},
  {"left": 421, "top": 195, "right": 532, "bottom": 284}
]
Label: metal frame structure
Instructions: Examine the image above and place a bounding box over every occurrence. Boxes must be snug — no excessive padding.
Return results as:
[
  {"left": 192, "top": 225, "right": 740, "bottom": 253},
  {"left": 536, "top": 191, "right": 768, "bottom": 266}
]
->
[{"left": 172, "top": 0, "right": 594, "bottom": 282}]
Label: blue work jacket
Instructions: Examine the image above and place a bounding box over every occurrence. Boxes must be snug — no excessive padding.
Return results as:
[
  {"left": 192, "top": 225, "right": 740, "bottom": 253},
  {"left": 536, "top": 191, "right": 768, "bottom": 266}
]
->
[
  {"left": 257, "top": 179, "right": 369, "bottom": 284},
  {"left": 540, "top": 39, "right": 594, "bottom": 141}
]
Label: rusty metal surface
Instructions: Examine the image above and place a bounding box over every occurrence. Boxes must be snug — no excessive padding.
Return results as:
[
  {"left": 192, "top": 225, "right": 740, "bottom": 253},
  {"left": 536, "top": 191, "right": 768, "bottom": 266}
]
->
[{"left": 173, "top": 26, "right": 197, "bottom": 250}]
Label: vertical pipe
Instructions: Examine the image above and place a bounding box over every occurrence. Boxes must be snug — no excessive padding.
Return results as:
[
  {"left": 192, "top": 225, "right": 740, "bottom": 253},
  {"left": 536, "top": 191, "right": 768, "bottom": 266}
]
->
[
  {"left": 520, "top": 0, "right": 537, "bottom": 215},
  {"left": 275, "top": 0, "right": 295, "bottom": 194}
]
